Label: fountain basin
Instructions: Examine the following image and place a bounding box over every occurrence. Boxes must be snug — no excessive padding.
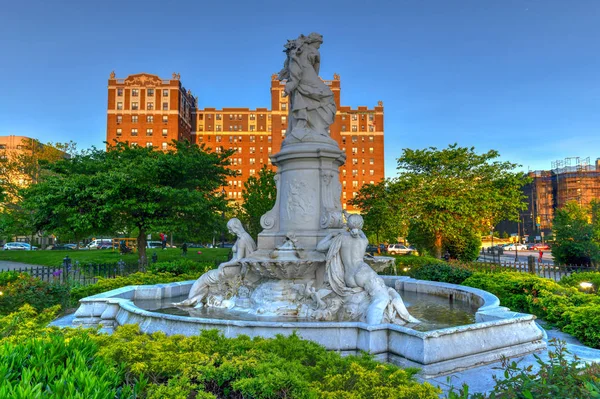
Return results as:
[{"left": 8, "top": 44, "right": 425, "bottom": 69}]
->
[{"left": 73, "top": 276, "right": 546, "bottom": 377}]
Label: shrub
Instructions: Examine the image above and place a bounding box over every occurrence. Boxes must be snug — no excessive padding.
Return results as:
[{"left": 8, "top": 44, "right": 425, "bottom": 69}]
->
[
  {"left": 0, "top": 271, "right": 21, "bottom": 286},
  {"left": 408, "top": 262, "right": 473, "bottom": 284},
  {"left": 444, "top": 230, "right": 482, "bottom": 262},
  {"left": 463, "top": 272, "right": 600, "bottom": 348},
  {"left": 0, "top": 273, "right": 70, "bottom": 315},
  {"left": 560, "top": 271, "right": 600, "bottom": 293},
  {"left": 147, "top": 259, "right": 214, "bottom": 276}
]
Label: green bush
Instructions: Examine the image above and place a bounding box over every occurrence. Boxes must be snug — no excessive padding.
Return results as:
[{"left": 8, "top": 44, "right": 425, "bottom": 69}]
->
[
  {"left": 463, "top": 272, "right": 600, "bottom": 348},
  {"left": 408, "top": 262, "right": 473, "bottom": 284},
  {"left": 444, "top": 230, "right": 482, "bottom": 262},
  {"left": 0, "top": 271, "right": 21, "bottom": 286},
  {"left": 147, "top": 259, "right": 214, "bottom": 276},
  {"left": 560, "top": 271, "right": 600, "bottom": 293},
  {"left": 0, "top": 273, "right": 70, "bottom": 315}
]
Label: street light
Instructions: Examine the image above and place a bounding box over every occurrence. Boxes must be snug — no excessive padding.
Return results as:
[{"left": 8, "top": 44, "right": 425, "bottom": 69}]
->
[
  {"left": 221, "top": 187, "right": 226, "bottom": 248},
  {"left": 490, "top": 226, "right": 495, "bottom": 263}
]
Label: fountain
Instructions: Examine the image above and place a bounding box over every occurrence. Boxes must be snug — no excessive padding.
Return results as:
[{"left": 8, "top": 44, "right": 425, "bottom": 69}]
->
[{"left": 73, "top": 33, "right": 545, "bottom": 377}]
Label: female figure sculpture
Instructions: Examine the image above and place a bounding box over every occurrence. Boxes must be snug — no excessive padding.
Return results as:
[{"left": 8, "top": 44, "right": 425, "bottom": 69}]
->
[
  {"left": 278, "top": 33, "right": 336, "bottom": 140},
  {"left": 174, "top": 218, "right": 256, "bottom": 307}
]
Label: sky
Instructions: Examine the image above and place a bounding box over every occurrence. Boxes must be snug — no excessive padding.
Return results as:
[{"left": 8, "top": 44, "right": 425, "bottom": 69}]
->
[{"left": 1, "top": 0, "right": 599, "bottom": 178}]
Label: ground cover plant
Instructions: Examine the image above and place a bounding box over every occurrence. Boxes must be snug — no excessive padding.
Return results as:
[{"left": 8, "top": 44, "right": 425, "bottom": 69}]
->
[
  {"left": 0, "top": 306, "right": 442, "bottom": 398},
  {"left": 0, "top": 247, "right": 230, "bottom": 267}
]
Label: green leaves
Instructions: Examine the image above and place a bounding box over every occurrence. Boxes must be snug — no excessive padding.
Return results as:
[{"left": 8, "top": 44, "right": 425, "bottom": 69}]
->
[
  {"left": 552, "top": 200, "right": 600, "bottom": 266},
  {"left": 240, "top": 166, "right": 277, "bottom": 239}
]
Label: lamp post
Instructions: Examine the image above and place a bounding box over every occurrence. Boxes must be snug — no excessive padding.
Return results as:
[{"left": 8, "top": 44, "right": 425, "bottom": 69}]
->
[
  {"left": 490, "top": 227, "right": 495, "bottom": 263},
  {"left": 221, "top": 188, "right": 226, "bottom": 248}
]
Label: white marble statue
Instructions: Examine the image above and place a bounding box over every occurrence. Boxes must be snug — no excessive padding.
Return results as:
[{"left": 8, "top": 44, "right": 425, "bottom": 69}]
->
[
  {"left": 174, "top": 218, "right": 256, "bottom": 307},
  {"left": 316, "top": 214, "right": 419, "bottom": 325},
  {"left": 278, "top": 32, "right": 336, "bottom": 141}
]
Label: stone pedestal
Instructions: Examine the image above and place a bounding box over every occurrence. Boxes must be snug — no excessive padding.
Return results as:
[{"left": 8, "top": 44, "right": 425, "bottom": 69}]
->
[{"left": 258, "top": 141, "right": 346, "bottom": 251}]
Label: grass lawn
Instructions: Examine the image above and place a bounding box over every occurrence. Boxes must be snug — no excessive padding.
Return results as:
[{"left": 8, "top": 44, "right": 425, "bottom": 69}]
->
[{"left": 0, "top": 247, "right": 231, "bottom": 267}]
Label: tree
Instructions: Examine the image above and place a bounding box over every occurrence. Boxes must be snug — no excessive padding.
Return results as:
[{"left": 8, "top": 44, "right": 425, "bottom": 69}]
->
[
  {"left": 21, "top": 141, "right": 234, "bottom": 260},
  {"left": 349, "top": 180, "right": 406, "bottom": 244},
  {"left": 390, "top": 144, "right": 530, "bottom": 258},
  {"left": 552, "top": 200, "right": 600, "bottom": 266},
  {"left": 239, "top": 166, "right": 277, "bottom": 239}
]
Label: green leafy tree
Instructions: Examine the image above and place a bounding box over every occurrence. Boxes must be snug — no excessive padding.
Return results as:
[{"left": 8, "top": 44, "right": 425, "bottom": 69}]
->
[
  {"left": 552, "top": 200, "right": 600, "bottom": 266},
  {"left": 240, "top": 166, "right": 276, "bottom": 239},
  {"left": 21, "top": 141, "right": 233, "bottom": 260},
  {"left": 390, "top": 144, "right": 529, "bottom": 258},
  {"left": 349, "top": 180, "right": 406, "bottom": 244}
]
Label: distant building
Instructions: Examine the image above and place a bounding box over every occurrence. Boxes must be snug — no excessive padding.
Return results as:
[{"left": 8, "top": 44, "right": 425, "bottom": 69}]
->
[
  {"left": 106, "top": 72, "right": 196, "bottom": 150},
  {"left": 499, "top": 157, "right": 600, "bottom": 241},
  {"left": 107, "top": 72, "right": 385, "bottom": 211}
]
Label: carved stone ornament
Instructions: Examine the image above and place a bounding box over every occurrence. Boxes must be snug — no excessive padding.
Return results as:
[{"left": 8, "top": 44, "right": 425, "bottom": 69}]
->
[
  {"left": 333, "top": 73, "right": 340, "bottom": 80},
  {"left": 271, "top": 73, "right": 279, "bottom": 80},
  {"left": 377, "top": 100, "right": 383, "bottom": 107},
  {"left": 109, "top": 70, "right": 116, "bottom": 79},
  {"left": 124, "top": 74, "right": 162, "bottom": 86},
  {"left": 172, "top": 72, "right": 181, "bottom": 80}
]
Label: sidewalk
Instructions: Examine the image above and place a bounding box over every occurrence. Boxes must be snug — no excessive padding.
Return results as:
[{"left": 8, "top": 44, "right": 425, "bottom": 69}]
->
[{"left": 0, "top": 260, "right": 45, "bottom": 271}]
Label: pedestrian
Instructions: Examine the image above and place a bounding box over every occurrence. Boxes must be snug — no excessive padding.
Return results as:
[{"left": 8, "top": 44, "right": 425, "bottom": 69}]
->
[
  {"left": 538, "top": 250, "right": 543, "bottom": 263},
  {"left": 160, "top": 232, "right": 167, "bottom": 250},
  {"left": 181, "top": 242, "right": 188, "bottom": 256}
]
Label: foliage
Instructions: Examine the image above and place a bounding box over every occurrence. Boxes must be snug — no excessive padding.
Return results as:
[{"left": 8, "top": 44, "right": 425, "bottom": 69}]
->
[
  {"left": 70, "top": 271, "right": 207, "bottom": 305},
  {"left": 447, "top": 339, "right": 600, "bottom": 399},
  {"left": 552, "top": 200, "right": 600, "bottom": 266},
  {"left": 0, "top": 270, "right": 21, "bottom": 286},
  {"left": 20, "top": 141, "right": 234, "bottom": 261},
  {"left": 240, "top": 166, "right": 277, "bottom": 240},
  {"left": 94, "top": 325, "right": 440, "bottom": 398},
  {"left": 390, "top": 144, "right": 530, "bottom": 258},
  {"left": 444, "top": 229, "right": 482, "bottom": 262},
  {"left": 147, "top": 259, "right": 214, "bottom": 276},
  {"left": 408, "top": 262, "right": 473, "bottom": 284},
  {"left": 0, "top": 304, "right": 60, "bottom": 342},
  {"left": 0, "top": 273, "right": 70, "bottom": 315},
  {"left": 349, "top": 180, "right": 406, "bottom": 244},
  {"left": 463, "top": 272, "right": 600, "bottom": 348},
  {"left": 560, "top": 271, "right": 600, "bottom": 294}
]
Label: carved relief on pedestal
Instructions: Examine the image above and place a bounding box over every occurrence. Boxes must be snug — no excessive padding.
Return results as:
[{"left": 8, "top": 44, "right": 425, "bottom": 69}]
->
[
  {"left": 124, "top": 74, "right": 163, "bottom": 87},
  {"left": 284, "top": 178, "right": 314, "bottom": 222},
  {"left": 320, "top": 171, "right": 344, "bottom": 228}
]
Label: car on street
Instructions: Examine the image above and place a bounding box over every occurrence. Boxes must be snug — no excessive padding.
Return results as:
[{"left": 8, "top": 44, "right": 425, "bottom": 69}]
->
[
  {"left": 503, "top": 243, "right": 527, "bottom": 251},
  {"left": 64, "top": 243, "right": 78, "bottom": 249},
  {"left": 47, "top": 244, "right": 74, "bottom": 250},
  {"left": 147, "top": 241, "right": 163, "bottom": 249},
  {"left": 97, "top": 242, "right": 114, "bottom": 249},
  {"left": 366, "top": 244, "right": 379, "bottom": 255},
  {"left": 386, "top": 244, "right": 413, "bottom": 255},
  {"left": 3, "top": 242, "right": 38, "bottom": 250},
  {"left": 528, "top": 243, "right": 550, "bottom": 251}
]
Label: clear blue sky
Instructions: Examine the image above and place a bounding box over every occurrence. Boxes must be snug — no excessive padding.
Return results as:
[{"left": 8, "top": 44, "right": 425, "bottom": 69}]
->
[{"left": 1, "top": 0, "right": 599, "bottom": 177}]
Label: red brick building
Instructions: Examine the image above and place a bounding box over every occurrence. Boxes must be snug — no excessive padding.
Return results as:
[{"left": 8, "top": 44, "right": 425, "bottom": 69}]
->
[
  {"left": 106, "top": 72, "right": 196, "bottom": 150},
  {"left": 107, "top": 73, "right": 385, "bottom": 211}
]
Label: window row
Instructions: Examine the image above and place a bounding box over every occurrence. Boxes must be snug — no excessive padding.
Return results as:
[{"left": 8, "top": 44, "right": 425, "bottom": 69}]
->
[
  {"left": 117, "top": 88, "right": 169, "bottom": 97},
  {"left": 116, "top": 129, "right": 168, "bottom": 137},
  {"left": 117, "top": 115, "right": 168, "bottom": 123},
  {"left": 117, "top": 102, "right": 169, "bottom": 111},
  {"left": 127, "top": 142, "right": 170, "bottom": 150},
  {"left": 340, "top": 114, "right": 374, "bottom": 121},
  {"left": 342, "top": 136, "right": 375, "bottom": 144}
]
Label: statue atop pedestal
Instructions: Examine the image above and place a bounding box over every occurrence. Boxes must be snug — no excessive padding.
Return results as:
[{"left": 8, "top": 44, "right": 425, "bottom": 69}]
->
[{"left": 278, "top": 33, "right": 337, "bottom": 146}]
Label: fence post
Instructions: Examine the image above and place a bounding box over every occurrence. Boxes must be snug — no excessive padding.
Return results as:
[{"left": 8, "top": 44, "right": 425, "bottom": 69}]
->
[{"left": 527, "top": 256, "right": 535, "bottom": 274}]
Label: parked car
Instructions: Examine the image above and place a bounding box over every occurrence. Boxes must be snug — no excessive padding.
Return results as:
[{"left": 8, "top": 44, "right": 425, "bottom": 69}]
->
[
  {"left": 185, "top": 243, "right": 204, "bottom": 248},
  {"left": 64, "top": 243, "right": 78, "bottom": 249},
  {"left": 47, "top": 244, "right": 74, "bottom": 250},
  {"left": 97, "top": 242, "right": 114, "bottom": 250},
  {"left": 147, "top": 241, "right": 163, "bottom": 249},
  {"left": 386, "top": 244, "right": 413, "bottom": 255},
  {"left": 87, "top": 239, "right": 113, "bottom": 249},
  {"left": 503, "top": 244, "right": 527, "bottom": 251},
  {"left": 365, "top": 244, "right": 379, "bottom": 255},
  {"left": 4, "top": 242, "right": 27, "bottom": 250},
  {"left": 529, "top": 243, "right": 550, "bottom": 251},
  {"left": 219, "top": 243, "right": 234, "bottom": 249}
]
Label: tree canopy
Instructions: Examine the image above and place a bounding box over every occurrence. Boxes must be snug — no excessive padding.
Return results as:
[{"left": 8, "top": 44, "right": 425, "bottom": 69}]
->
[
  {"left": 21, "top": 141, "right": 234, "bottom": 259},
  {"left": 239, "top": 166, "right": 277, "bottom": 239},
  {"left": 552, "top": 200, "right": 600, "bottom": 266}
]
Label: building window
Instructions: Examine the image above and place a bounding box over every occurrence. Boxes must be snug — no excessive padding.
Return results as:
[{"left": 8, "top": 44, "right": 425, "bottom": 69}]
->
[
  {"left": 369, "top": 148, "right": 374, "bottom": 154},
  {"left": 147, "top": 115, "right": 154, "bottom": 123},
  {"left": 198, "top": 124, "right": 204, "bottom": 131},
  {"left": 116, "top": 115, "right": 122, "bottom": 123},
  {"left": 216, "top": 136, "right": 222, "bottom": 143},
  {"left": 147, "top": 89, "right": 154, "bottom": 96},
  {"left": 282, "top": 129, "right": 287, "bottom": 136},
  {"left": 369, "top": 125, "right": 374, "bottom": 132},
  {"left": 249, "top": 158, "right": 255, "bottom": 165},
  {"left": 352, "top": 159, "right": 358, "bottom": 165},
  {"left": 249, "top": 135, "right": 255, "bottom": 142},
  {"left": 162, "top": 129, "right": 168, "bottom": 136},
  {"left": 162, "top": 102, "right": 168, "bottom": 110},
  {"left": 341, "top": 115, "right": 346, "bottom": 121},
  {"left": 117, "top": 102, "right": 123, "bottom": 110},
  {"left": 131, "top": 128, "right": 138, "bottom": 136},
  {"left": 163, "top": 89, "right": 169, "bottom": 97},
  {"left": 250, "top": 114, "right": 255, "bottom": 120},
  {"left": 229, "top": 114, "right": 233, "bottom": 120},
  {"left": 352, "top": 115, "right": 358, "bottom": 121},
  {"left": 353, "top": 181, "right": 359, "bottom": 188},
  {"left": 130, "top": 115, "right": 137, "bottom": 123},
  {"left": 342, "top": 126, "right": 346, "bottom": 132},
  {"left": 369, "top": 114, "right": 374, "bottom": 121},
  {"left": 361, "top": 125, "right": 365, "bottom": 131},
  {"left": 369, "top": 135, "right": 374, "bottom": 142},
  {"left": 162, "top": 142, "right": 167, "bottom": 150},
  {"left": 281, "top": 103, "right": 287, "bottom": 110},
  {"left": 352, "top": 170, "right": 358, "bottom": 177},
  {"left": 146, "top": 142, "right": 153, "bottom": 148},
  {"left": 162, "top": 115, "right": 168, "bottom": 123},
  {"left": 146, "top": 129, "right": 153, "bottom": 136},
  {"left": 352, "top": 136, "right": 358, "bottom": 143},
  {"left": 370, "top": 170, "right": 374, "bottom": 176},
  {"left": 249, "top": 169, "right": 255, "bottom": 176},
  {"left": 116, "top": 128, "right": 122, "bottom": 136},
  {"left": 131, "top": 142, "right": 138, "bottom": 147},
  {"left": 250, "top": 125, "right": 255, "bottom": 131},
  {"left": 342, "top": 170, "right": 347, "bottom": 177},
  {"left": 249, "top": 147, "right": 255, "bottom": 154},
  {"left": 117, "top": 88, "right": 123, "bottom": 96},
  {"left": 343, "top": 192, "right": 347, "bottom": 199},
  {"left": 268, "top": 136, "right": 272, "bottom": 143},
  {"left": 351, "top": 126, "right": 357, "bottom": 132},
  {"left": 352, "top": 148, "right": 357, "bottom": 155},
  {"left": 132, "top": 89, "right": 139, "bottom": 97},
  {"left": 132, "top": 102, "right": 139, "bottom": 110},
  {"left": 147, "top": 102, "right": 154, "bottom": 110},
  {"left": 370, "top": 158, "right": 374, "bottom": 165},
  {"left": 238, "top": 136, "right": 242, "bottom": 142},
  {"left": 216, "top": 125, "right": 222, "bottom": 132},
  {"left": 216, "top": 114, "right": 222, "bottom": 120}
]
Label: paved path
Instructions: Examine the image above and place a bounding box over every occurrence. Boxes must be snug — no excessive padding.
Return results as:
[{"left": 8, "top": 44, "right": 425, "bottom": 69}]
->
[{"left": 0, "top": 260, "right": 45, "bottom": 271}]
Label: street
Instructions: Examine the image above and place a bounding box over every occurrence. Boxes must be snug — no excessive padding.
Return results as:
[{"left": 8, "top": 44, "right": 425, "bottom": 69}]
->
[{"left": 478, "top": 249, "right": 554, "bottom": 264}]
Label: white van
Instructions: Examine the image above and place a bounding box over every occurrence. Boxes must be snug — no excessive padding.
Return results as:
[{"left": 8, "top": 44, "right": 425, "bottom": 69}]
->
[{"left": 87, "top": 239, "right": 112, "bottom": 249}]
